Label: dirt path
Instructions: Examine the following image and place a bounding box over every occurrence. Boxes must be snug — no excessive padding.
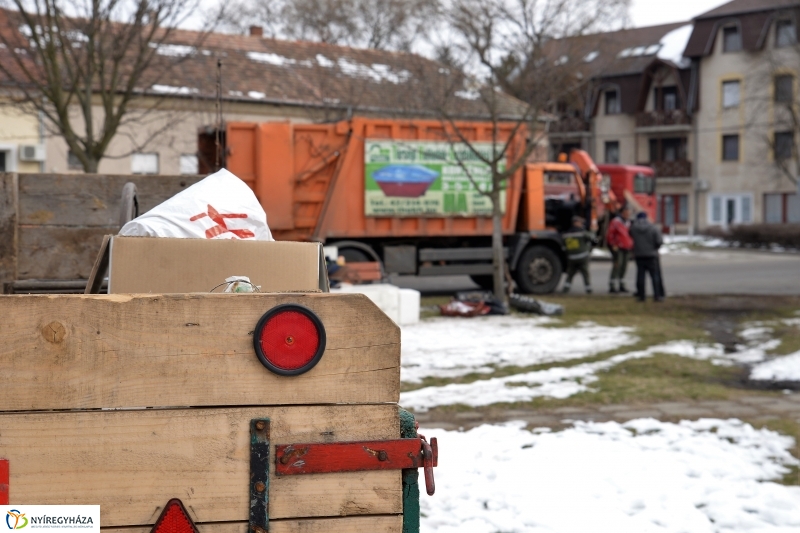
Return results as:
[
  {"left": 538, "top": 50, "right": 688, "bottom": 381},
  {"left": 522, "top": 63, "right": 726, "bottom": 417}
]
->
[{"left": 414, "top": 392, "right": 800, "bottom": 431}]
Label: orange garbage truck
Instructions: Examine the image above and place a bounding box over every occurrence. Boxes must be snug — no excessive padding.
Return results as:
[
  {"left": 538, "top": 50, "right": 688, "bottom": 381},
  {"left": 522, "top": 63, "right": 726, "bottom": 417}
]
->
[{"left": 200, "top": 118, "right": 598, "bottom": 294}]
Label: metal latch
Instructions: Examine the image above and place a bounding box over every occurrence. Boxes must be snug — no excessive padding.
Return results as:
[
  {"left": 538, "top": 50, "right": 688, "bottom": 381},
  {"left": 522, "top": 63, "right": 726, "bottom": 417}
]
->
[{"left": 275, "top": 436, "right": 438, "bottom": 495}]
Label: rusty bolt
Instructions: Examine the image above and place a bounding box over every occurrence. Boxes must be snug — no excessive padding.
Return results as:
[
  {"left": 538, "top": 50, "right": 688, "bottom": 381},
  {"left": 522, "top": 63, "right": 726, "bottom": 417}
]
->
[
  {"left": 378, "top": 450, "right": 388, "bottom": 461},
  {"left": 255, "top": 421, "right": 266, "bottom": 431},
  {"left": 255, "top": 481, "right": 266, "bottom": 493}
]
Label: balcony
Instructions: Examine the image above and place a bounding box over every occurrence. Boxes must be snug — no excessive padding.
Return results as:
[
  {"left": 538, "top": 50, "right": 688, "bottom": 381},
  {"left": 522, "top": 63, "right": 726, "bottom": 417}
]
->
[
  {"left": 636, "top": 110, "right": 691, "bottom": 129},
  {"left": 638, "top": 160, "right": 692, "bottom": 178},
  {"left": 549, "top": 116, "right": 590, "bottom": 134}
]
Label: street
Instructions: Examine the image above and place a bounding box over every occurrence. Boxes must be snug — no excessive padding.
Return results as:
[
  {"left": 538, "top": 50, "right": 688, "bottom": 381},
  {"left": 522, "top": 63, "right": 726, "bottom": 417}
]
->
[{"left": 392, "top": 248, "right": 800, "bottom": 296}]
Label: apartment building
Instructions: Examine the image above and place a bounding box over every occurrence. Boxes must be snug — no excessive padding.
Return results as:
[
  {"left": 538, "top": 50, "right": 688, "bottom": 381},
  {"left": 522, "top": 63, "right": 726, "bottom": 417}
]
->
[{"left": 549, "top": 0, "right": 800, "bottom": 231}]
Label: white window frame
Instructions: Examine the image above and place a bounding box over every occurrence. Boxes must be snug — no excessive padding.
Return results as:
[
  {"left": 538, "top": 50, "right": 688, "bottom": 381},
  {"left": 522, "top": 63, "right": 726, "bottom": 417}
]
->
[
  {"left": 722, "top": 80, "right": 740, "bottom": 108},
  {"left": 179, "top": 154, "right": 199, "bottom": 175},
  {"left": 707, "top": 193, "right": 754, "bottom": 226},
  {"left": 0, "top": 144, "right": 18, "bottom": 172},
  {"left": 131, "top": 152, "right": 159, "bottom": 175}
]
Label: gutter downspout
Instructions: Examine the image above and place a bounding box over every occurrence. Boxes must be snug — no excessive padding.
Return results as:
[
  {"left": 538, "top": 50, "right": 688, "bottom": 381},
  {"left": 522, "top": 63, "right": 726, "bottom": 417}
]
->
[{"left": 688, "top": 59, "right": 700, "bottom": 235}]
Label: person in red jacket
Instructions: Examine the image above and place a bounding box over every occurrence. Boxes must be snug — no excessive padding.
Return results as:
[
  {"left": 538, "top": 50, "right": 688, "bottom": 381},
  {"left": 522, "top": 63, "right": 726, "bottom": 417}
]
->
[{"left": 606, "top": 205, "right": 634, "bottom": 293}]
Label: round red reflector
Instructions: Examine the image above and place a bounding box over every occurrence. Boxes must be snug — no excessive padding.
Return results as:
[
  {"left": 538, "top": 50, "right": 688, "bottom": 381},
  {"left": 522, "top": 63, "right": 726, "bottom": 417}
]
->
[{"left": 253, "top": 304, "right": 326, "bottom": 376}]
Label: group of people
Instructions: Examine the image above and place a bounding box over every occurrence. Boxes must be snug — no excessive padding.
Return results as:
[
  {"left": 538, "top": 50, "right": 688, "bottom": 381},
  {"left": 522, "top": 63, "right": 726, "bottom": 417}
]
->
[{"left": 561, "top": 205, "right": 665, "bottom": 301}]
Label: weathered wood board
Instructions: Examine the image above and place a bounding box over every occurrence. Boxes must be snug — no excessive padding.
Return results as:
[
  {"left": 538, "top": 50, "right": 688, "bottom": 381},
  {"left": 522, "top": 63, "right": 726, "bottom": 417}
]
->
[
  {"left": 104, "top": 516, "right": 403, "bottom": 533},
  {"left": 17, "top": 174, "right": 202, "bottom": 227},
  {"left": 0, "top": 293, "right": 400, "bottom": 410},
  {"left": 0, "top": 173, "right": 18, "bottom": 284},
  {"left": 0, "top": 406, "right": 401, "bottom": 526}
]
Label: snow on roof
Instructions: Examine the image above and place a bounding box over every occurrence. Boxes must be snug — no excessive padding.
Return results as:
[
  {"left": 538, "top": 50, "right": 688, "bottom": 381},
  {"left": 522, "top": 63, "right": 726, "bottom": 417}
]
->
[
  {"left": 150, "top": 84, "right": 198, "bottom": 95},
  {"left": 153, "top": 43, "right": 196, "bottom": 57},
  {"left": 657, "top": 24, "right": 693, "bottom": 68},
  {"left": 583, "top": 50, "right": 599, "bottom": 62}
]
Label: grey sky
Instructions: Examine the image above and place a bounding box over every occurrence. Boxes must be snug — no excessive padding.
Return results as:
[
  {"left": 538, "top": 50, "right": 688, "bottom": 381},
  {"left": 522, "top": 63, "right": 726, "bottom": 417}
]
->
[{"left": 630, "top": 0, "right": 731, "bottom": 27}]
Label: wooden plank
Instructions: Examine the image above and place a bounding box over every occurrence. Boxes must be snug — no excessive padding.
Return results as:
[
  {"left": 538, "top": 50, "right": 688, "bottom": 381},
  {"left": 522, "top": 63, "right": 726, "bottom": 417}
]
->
[
  {"left": 17, "top": 174, "right": 203, "bottom": 227},
  {"left": 103, "top": 515, "right": 403, "bottom": 533},
  {"left": 0, "top": 406, "right": 401, "bottom": 526},
  {"left": 0, "top": 293, "right": 400, "bottom": 411},
  {"left": 85, "top": 234, "right": 111, "bottom": 294},
  {"left": 17, "top": 225, "right": 110, "bottom": 279},
  {"left": 0, "top": 172, "right": 18, "bottom": 286}
]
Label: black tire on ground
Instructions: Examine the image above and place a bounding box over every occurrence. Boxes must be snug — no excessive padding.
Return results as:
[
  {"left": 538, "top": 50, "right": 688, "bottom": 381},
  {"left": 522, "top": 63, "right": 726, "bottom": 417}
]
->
[
  {"left": 513, "top": 246, "right": 563, "bottom": 294},
  {"left": 338, "top": 248, "right": 371, "bottom": 263},
  {"left": 469, "top": 275, "right": 495, "bottom": 290}
]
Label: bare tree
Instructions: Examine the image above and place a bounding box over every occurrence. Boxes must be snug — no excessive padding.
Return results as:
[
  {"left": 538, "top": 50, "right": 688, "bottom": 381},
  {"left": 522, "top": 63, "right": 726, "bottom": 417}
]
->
[
  {"left": 427, "top": 0, "right": 629, "bottom": 300},
  {"left": 0, "top": 0, "right": 215, "bottom": 172},
  {"left": 218, "top": 0, "right": 438, "bottom": 51}
]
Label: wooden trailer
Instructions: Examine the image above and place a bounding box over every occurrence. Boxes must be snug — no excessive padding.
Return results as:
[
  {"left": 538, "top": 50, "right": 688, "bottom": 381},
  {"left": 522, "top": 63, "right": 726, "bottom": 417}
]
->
[{"left": 0, "top": 291, "right": 435, "bottom": 532}]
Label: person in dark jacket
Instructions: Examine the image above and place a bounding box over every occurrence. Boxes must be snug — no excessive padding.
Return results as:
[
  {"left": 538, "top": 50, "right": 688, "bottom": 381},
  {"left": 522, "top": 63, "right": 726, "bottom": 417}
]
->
[
  {"left": 605, "top": 205, "right": 634, "bottom": 293},
  {"left": 562, "top": 216, "right": 597, "bottom": 294},
  {"left": 630, "top": 212, "right": 664, "bottom": 301}
]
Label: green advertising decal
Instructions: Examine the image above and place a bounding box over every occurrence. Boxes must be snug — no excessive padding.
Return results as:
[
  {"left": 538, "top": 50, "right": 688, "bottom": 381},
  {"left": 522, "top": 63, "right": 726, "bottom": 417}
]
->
[{"left": 364, "top": 140, "right": 506, "bottom": 217}]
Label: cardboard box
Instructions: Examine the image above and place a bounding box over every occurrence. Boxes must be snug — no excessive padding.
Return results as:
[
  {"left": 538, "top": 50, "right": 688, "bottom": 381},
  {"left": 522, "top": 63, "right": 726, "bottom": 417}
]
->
[{"left": 87, "top": 236, "right": 329, "bottom": 294}]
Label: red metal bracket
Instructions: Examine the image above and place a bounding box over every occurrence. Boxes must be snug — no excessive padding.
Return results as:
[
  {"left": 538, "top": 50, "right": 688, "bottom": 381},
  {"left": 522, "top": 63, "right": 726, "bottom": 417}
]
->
[
  {"left": 1, "top": 459, "right": 9, "bottom": 505},
  {"left": 275, "top": 437, "right": 438, "bottom": 495}
]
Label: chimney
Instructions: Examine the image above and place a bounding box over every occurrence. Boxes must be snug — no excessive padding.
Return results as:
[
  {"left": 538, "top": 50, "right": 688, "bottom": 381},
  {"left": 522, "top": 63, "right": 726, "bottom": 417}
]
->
[{"left": 249, "top": 26, "right": 263, "bottom": 37}]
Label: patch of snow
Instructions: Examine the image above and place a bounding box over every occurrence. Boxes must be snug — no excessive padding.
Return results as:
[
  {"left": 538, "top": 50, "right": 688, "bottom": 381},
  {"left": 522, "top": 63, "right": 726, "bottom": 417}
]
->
[
  {"left": 201, "top": 50, "right": 212, "bottom": 56},
  {"left": 150, "top": 84, "right": 198, "bottom": 95},
  {"left": 554, "top": 55, "right": 568, "bottom": 66},
  {"left": 455, "top": 89, "right": 480, "bottom": 100},
  {"left": 630, "top": 45, "right": 646, "bottom": 56},
  {"left": 657, "top": 24, "right": 693, "bottom": 68},
  {"left": 228, "top": 90, "right": 244, "bottom": 97},
  {"left": 617, "top": 47, "right": 632, "bottom": 58},
  {"left": 401, "top": 340, "right": 719, "bottom": 411},
  {"left": 645, "top": 43, "right": 661, "bottom": 55},
  {"left": 247, "top": 51, "right": 295, "bottom": 66},
  {"left": 316, "top": 54, "right": 334, "bottom": 67},
  {"left": 400, "top": 316, "right": 637, "bottom": 384},
  {"left": 152, "top": 43, "right": 196, "bottom": 57},
  {"left": 659, "top": 234, "right": 729, "bottom": 254},
  {"left": 583, "top": 51, "right": 599, "bottom": 63},
  {"left": 421, "top": 419, "right": 800, "bottom": 532},
  {"left": 247, "top": 90, "right": 266, "bottom": 99},
  {"left": 751, "top": 350, "right": 800, "bottom": 382},
  {"left": 335, "top": 57, "right": 410, "bottom": 84}
]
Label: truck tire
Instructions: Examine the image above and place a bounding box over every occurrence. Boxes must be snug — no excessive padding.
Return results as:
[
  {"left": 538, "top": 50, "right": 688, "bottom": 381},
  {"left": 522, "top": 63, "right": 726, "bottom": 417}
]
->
[{"left": 514, "top": 246, "right": 562, "bottom": 294}]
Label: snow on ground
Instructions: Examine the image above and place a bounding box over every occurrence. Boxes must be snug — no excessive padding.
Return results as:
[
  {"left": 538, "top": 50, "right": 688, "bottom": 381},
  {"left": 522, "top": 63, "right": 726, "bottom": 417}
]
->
[
  {"left": 421, "top": 419, "right": 800, "bottom": 533},
  {"left": 401, "top": 341, "right": 722, "bottom": 411},
  {"left": 751, "top": 351, "right": 800, "bottom": 382},
  {"left": 401, "top": 316, "right": 636, "bottom": 384}
]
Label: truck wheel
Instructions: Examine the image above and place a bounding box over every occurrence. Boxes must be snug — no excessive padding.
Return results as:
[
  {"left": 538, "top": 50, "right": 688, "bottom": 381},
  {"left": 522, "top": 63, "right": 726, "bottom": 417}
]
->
[{"left": 514, "top": 246, "right": 562, "bottom": 294}]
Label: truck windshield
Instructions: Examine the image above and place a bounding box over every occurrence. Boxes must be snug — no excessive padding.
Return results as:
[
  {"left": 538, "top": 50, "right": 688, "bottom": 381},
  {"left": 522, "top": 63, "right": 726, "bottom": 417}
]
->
[
  {"left": 634, "top": 173, "right": 655, "bottom": 195},
  {"left": 545, "top": 172, "right": 575, "bottom": 185}
]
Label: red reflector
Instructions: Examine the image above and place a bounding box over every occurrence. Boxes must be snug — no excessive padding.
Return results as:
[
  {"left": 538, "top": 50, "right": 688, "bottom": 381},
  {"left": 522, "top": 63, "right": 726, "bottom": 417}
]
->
[
  {"left": 0, "top": 459, "right": 8, "bottom": 505},
  {"left": 150, "top": 499, "right": 198, "bottom": 533},
  {"left": 253, "top": 304, "right": 326, "bottom": 376}
]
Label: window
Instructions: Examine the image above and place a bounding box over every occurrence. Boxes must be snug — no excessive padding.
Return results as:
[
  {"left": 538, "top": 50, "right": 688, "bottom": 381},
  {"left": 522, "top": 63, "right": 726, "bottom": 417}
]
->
[
  {"left": 131, "top": 153, "right": 159, "bottom": 174},
  {"left": 722, "top": 80, "right": 740, "bottom": 108},
  {"left": 649, "top": 138, "right": 687, "bottom": 162},
  {"left": 765, "top": 193, "right": 800, "bottom": 223},
  {"left": 775, "top": 131, "right": 794, "bottom": 160},
  {"left": 551, "top": 141, "right": 581, "bottom": 161},
  {"left": 67, "top": 150, "right": 83, "bottom": 170},
  {"left": 544, "top": 172, "right": 575, "bottom": 185},
  {"left": 723, "top": 26, "right": 742, "bottom": 52},
  {"left": 775, "top": 75, "right": 794, "bottom": 104},
  {"left": 0, "top": 151, "right": 5, "bottom": 172},
  {"left": 658, "top": 194, "right": 688, "bottom": 226},
  {"left": 605, "top": 90, "right": 620, "bottom": 114},
  {"left": 722, "top": 134, "right": 740, "bottom": 161},
  {"left": 633, "top": 173, "right": 655, "bottom": 195},
  {"left": 605, "top": 141, "right": 620, "bottom": 163},
  {"left": 776, "top": 20, "right": 797, "bottom": 48},
  {"left": 180, "top": 154, "right": 198, "bottom": 175},
  {"left": 708, "top": 194, "right": 753, "bottom": 225},
  {"left": 655, "top": 86, "right": 678, "bottom": 111}
]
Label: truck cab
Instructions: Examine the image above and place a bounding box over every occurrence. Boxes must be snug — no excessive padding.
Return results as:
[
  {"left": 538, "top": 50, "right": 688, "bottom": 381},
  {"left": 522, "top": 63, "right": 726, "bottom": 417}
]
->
[{"left": 597, "top": 164, "right": 657, "bottom": 221}]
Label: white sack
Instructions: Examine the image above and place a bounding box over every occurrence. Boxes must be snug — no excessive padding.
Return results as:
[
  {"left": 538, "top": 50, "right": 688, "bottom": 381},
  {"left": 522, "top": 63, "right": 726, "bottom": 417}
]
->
[{"left": 120, "top": 168, "right": 273, "bottom": 240}]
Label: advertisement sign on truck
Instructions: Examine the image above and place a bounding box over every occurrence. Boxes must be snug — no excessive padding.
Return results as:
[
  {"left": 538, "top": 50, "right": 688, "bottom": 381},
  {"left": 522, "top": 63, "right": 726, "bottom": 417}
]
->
[{"left": 364, "top": 140, "right": 506, "bottom": 217}]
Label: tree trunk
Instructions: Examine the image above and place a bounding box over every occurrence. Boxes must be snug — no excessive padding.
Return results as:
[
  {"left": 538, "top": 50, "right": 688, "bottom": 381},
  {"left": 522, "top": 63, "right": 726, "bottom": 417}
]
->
[
  {"left": 84, "top": 157, "right": 99, "bottom": 174},
  {"left": 491, "top": 187, "right": 505, "bottom": 303}
]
